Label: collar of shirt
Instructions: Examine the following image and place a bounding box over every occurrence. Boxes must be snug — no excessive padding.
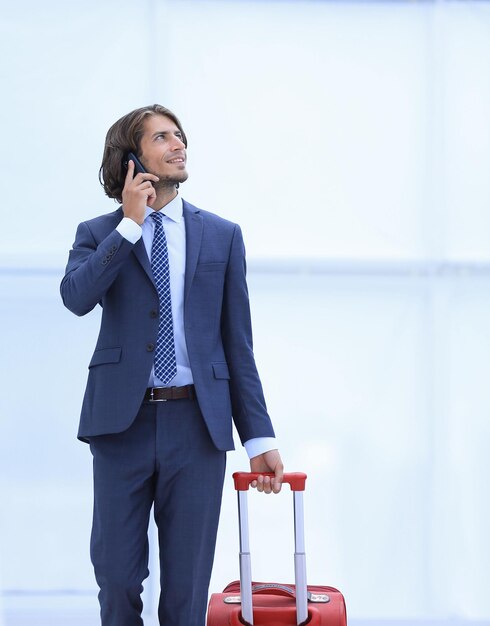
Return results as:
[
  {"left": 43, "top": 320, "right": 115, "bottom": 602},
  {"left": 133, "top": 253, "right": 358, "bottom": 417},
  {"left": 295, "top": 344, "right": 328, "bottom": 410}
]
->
[{"left": 144, "top": 194, "right": 183, "bottom": 223}]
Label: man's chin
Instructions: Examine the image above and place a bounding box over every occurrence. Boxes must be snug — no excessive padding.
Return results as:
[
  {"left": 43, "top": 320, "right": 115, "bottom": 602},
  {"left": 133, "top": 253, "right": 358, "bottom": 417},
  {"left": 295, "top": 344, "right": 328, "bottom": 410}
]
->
[{"left": 157, "top": 172, "right": 189, "bottom": 188}]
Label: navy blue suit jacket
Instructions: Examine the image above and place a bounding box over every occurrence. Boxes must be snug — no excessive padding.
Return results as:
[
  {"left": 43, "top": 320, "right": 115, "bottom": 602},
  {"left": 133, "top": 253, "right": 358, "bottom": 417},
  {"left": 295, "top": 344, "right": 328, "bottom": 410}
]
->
[{"left": 61, "top": 200, "right": 275, "bottom": 450}]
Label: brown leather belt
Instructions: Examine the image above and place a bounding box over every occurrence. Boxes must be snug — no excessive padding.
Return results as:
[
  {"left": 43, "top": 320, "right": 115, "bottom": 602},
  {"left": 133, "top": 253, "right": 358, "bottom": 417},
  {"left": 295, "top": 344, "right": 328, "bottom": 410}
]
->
[{"left": 144, "top": 385, "right": 195, "bottom": 402}]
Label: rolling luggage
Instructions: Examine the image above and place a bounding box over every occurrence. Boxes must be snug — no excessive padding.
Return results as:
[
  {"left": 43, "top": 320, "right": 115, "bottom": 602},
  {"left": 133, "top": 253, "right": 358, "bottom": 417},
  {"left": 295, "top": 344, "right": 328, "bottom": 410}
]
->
[{"left": 207, "top": 471, "right": 347, "bottom": 626}]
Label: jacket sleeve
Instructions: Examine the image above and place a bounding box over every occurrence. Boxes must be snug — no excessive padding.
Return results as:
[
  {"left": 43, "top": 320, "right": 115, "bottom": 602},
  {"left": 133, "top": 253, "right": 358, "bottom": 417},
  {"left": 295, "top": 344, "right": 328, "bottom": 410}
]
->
[
  {"left": 60, "top": 220, "right": 135, "bottom": 317},
  {"left": 220, "top": 224, "right": 276, "bottom": 443}
]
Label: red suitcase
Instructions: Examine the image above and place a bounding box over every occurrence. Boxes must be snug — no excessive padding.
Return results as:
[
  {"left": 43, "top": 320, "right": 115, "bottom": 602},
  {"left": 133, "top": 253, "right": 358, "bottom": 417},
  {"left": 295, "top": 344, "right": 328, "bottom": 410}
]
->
[{"left": 207, "top": 471, "right": 347, "bottom": 626}]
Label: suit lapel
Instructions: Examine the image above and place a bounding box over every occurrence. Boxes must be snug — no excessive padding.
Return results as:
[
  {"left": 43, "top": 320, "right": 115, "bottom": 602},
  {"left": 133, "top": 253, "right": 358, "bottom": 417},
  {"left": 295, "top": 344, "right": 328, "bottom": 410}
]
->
[
  {"left": 183, "top": 201, "right": 203, "bottom": 303},
  {"left": 111, "top": 207, "right": 153, "bottom": 284},
  {"left": 107, "top": 206, "right": 154, "bottom": 284},
  {"left": 132, "top": 237, "right": 154, "bottom": 284}
]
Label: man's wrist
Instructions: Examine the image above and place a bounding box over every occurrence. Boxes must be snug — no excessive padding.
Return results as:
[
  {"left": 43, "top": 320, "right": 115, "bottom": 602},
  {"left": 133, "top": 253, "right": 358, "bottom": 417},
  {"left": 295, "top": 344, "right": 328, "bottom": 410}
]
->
[{"left": 244, "top": 437, "right": 278, "bottom": 459}]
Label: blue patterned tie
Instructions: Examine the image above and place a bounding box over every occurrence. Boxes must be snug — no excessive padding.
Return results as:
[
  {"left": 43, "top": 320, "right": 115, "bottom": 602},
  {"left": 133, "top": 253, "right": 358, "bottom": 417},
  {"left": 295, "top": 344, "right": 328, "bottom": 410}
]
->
[{"left": 150, "top": 211, "right": 177, "bottom": 384}]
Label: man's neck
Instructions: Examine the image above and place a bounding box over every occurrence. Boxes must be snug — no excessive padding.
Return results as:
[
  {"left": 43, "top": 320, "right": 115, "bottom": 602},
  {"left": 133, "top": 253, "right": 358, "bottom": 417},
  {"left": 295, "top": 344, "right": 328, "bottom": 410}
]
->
[{"left": 152, "top": 186, "right": 179, "bottom": 211}]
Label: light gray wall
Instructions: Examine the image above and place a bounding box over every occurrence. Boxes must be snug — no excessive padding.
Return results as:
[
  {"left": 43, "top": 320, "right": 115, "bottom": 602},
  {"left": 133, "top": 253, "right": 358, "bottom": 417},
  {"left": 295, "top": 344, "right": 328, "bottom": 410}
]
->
[{"left": 1, "top": 1, "right": 489, "bottom": 622}]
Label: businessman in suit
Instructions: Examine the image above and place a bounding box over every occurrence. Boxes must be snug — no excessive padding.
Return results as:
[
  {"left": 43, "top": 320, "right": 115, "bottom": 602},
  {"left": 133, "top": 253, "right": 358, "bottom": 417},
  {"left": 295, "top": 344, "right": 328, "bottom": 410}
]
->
[{"left": 60, "top": 104, "right": 283, "bottom": 626}]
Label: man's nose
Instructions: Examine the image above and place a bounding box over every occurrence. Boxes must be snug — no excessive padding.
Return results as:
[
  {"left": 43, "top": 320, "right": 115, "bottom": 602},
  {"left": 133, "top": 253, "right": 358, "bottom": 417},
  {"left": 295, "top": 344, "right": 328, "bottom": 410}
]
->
[{"left": 171, "top": 136, "right": 186, "bottom": 149}]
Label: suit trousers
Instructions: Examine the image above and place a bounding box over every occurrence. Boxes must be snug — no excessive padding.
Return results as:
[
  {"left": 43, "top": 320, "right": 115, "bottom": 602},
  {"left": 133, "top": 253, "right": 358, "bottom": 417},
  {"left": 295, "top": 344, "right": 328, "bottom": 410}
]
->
[{"left": 89, "top": 397, "right": 227, "bottom": 626}]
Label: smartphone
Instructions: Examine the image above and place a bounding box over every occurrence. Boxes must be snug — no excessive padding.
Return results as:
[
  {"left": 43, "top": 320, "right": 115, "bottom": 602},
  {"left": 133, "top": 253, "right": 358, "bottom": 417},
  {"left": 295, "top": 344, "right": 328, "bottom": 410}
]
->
[{"left": 124, "top": 152, "right": 147, "bottom": 175}]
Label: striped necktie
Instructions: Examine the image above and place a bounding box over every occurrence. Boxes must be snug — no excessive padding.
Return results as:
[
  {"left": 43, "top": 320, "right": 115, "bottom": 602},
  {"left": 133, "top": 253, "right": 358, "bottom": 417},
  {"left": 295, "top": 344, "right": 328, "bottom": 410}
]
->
[{"left": 150, "top": 211, "right": 177, "bottom": 384}]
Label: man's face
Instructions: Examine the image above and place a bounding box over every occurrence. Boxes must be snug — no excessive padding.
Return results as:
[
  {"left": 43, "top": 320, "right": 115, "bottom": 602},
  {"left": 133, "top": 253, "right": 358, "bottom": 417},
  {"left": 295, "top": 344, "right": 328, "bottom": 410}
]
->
[{"left": 138, "top": 114, "right": 188, "bottom": 187}]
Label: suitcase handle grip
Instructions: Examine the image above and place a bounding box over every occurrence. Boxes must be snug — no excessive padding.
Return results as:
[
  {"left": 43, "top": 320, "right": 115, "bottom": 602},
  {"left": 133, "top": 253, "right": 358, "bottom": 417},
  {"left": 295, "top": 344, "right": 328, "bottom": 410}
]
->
[
  {"left": 251, "top": 583, "right": 296, "bottom": 598},
  {"left": 250, "top": 583, "right": 325, "bottom": 604},
  {"left": 233, "top": 472, "right": 307, "bottom": 492}
]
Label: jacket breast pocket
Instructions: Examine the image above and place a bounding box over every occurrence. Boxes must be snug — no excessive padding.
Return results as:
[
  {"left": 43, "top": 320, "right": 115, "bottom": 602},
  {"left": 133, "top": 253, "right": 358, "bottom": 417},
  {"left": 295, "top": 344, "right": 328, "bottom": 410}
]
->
[
  {"left": 88, "top": 347, "right": 122, "bottom": 368},
  {"left": 212, "top": 362, "right": 230, "bottom": 380},
  {"left": 195, "top": 262, "right": 226, "bottom": 273}
]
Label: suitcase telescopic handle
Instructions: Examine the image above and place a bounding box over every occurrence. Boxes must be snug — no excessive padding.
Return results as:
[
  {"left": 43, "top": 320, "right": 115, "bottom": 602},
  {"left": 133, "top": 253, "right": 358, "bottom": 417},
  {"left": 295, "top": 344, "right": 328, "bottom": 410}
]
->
[
  {"left": 232, "top": 471, "right": 308, "bottom": 626},
  {"left": 233, "top": 471, "right": 307, "bottom": 492}
]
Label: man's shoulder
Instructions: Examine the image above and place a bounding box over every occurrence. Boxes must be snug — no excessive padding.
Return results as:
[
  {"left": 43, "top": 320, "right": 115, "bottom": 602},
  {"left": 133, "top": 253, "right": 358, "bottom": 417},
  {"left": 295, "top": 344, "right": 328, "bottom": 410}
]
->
[
  {"left": 183, "top": 200, "right": 239, "bottom": 232},
  {"left": 77, "top": 208, "right": 124, "bottom": 241},
  {"left": 83, "top": 207, "right": 123, "bottom": 229}
]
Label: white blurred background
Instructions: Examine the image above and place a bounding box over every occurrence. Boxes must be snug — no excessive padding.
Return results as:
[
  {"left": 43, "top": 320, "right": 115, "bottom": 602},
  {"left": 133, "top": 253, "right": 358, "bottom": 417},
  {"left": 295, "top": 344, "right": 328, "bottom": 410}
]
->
[{"left": 1, "top": 1, "right": 489, "bottom": 624}]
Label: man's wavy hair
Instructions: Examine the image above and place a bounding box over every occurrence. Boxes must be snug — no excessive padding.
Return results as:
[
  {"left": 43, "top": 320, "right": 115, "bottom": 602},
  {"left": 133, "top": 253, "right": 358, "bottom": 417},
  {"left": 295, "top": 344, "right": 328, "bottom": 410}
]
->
[{"left": 99, "top": 104, "right": 188, "bottom": 203}]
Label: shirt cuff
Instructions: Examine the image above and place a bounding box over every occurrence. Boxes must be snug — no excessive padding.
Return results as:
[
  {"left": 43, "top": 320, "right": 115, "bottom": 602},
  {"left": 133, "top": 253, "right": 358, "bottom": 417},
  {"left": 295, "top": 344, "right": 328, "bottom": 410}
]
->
[
  {"left": 116, "top": 217, "right": 142, "bottom": 243},
  {"left": 243, "top": 437, "right": 278, "bottom": 459}
]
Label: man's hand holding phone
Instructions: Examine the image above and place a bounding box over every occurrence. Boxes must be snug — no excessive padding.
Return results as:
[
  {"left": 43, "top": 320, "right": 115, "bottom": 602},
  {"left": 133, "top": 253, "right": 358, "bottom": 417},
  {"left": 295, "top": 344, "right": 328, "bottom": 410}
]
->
[{"left": 122, "top": 159, "right": 159, "bottom": 225}]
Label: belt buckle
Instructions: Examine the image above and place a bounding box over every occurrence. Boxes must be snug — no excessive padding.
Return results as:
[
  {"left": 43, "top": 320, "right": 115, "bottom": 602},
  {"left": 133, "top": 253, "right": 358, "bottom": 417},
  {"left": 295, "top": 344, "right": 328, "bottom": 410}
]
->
[{"left": 149, "top": 387, "right": 167, "bottom": 402}]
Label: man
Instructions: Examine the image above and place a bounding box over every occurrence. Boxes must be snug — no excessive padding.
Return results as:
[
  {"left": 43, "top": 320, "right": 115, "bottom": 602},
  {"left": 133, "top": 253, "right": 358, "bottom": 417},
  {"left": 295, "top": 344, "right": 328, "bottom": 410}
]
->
[{"left": 60, "top": 104, "right": 283, "bottom": 626}]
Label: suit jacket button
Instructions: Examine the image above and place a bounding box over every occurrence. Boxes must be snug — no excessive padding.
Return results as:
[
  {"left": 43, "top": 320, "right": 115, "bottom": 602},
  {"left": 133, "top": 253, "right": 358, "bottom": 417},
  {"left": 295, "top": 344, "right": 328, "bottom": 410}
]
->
[
  {"left": 146, "top": 343, "right": 155, "bottom": 352},
  {"left": 150, "top": 310, "right": 158, "bottom": 318}
]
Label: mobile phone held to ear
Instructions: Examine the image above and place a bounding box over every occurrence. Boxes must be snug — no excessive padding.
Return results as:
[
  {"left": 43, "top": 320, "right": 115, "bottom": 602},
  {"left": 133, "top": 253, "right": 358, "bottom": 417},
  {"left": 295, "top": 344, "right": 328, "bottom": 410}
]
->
[{"left": 124, "top": 152, "right": 147, "bottom": 175}]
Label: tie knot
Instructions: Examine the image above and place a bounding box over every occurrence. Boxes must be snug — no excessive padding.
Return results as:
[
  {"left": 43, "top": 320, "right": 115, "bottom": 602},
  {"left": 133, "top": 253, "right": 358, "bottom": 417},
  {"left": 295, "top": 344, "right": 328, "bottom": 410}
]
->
[{"left": 150, "top": 211, "right": 164, "bottom": 225}]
